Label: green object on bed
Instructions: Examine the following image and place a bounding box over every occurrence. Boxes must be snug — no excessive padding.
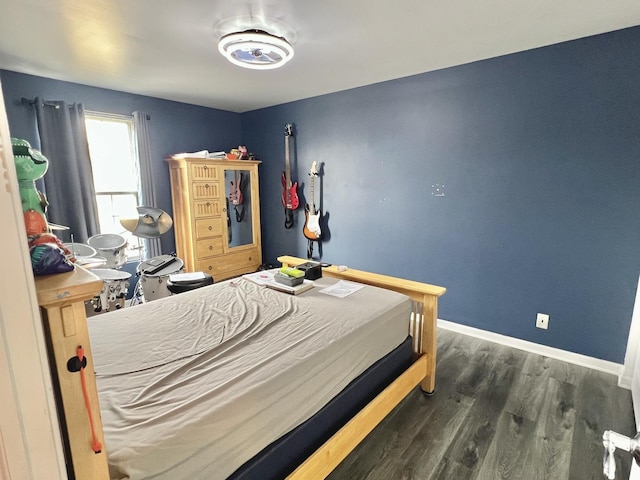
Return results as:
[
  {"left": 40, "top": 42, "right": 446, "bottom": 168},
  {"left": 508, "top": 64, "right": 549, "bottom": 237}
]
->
[{"left": 279, "top": 266, "right": 306, "bottom": 278}]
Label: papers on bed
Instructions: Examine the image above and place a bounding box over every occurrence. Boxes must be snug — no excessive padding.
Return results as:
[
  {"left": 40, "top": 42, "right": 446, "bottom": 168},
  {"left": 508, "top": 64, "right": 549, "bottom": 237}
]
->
[
  {"left": 242, "top": 269, "right": 314, "bottom": 295},
  {"left": 242, "top": 270, "right": 277, "bottom": 285},
  {"left": 318, "top": 280, "right": 365, "bottom": 298},
  {"left": 265, "top": 279, "right": 314, "bottom": 295}
]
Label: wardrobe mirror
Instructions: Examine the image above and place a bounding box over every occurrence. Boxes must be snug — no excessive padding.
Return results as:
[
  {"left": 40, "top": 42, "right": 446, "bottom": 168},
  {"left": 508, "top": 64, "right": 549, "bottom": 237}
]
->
[{"left": 224, "top": 168, "right": 253, "bottom": 248}]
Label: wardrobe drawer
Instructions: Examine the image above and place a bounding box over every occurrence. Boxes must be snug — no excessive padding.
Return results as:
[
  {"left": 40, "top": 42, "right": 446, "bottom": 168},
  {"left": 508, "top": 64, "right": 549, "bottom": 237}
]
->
[
  {"left": 190, "top": 163, "right": 219, "bottom": 181},
  {"left": 196, "top": 237, "right": 224, "bottom": 258},
  {"left": 192, "top": 181, "right": 220, "bottom": 200},
  {"left": 195, "top": 218, "right": 223, "bottom": 238},
  {"left": 192, "top": 199, "right": 221, "bottom": 218},
  {"left": 197, "top": 248, "right": 260, "bottom": 281}
]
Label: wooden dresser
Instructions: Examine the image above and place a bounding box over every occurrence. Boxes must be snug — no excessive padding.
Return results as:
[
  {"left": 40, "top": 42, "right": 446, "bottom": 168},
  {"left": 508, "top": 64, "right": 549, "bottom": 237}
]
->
[{"left": 167, "top": 157, "right": 262, "bottom": 281}]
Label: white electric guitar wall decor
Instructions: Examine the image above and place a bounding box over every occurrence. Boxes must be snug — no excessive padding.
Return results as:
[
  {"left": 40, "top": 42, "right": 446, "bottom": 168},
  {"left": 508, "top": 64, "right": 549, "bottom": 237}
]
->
[{"left": 303, "top": 161, "right": 321, "bottom": 241}]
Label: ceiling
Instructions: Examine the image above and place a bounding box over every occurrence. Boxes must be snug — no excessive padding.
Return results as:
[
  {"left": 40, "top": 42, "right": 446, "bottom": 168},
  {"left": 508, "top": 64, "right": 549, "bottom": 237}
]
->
[{"left": 1, "top": 0, "right": 639, "bottom": 113}]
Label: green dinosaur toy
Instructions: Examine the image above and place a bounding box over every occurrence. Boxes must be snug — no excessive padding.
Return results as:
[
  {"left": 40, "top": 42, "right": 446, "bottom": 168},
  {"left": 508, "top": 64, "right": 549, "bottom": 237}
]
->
[
  {"left": 12, "top": 138, "right": 74, "bottom": 274},
  {"left": 12, "top": 137, "right": 49, "bottom": 216}
]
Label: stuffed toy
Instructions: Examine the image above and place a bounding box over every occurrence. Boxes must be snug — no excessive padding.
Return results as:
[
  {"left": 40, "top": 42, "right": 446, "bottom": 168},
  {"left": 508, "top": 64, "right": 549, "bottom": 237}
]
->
[{"left": 12, "top": 138, "right": 74, "bottom": 274}]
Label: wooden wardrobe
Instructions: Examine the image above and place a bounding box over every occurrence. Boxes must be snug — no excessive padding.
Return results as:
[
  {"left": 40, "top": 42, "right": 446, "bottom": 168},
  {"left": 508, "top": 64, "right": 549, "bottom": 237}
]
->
[{"left": 167, "top": 157, "right": 262, "bottom": 281}]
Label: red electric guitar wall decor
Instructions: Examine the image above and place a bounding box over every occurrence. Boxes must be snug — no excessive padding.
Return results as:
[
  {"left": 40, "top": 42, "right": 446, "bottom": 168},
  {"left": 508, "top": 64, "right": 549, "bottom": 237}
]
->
[
  {"left": 303, "top": 161, "right": 321, "bottom": 241},
  {"left": 281, "top": 123, "right": 299, "bottom": 229}
]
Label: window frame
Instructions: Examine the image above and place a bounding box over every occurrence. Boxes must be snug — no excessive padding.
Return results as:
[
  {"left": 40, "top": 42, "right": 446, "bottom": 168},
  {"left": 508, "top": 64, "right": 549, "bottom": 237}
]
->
[{"left": 84, "top": 111, "right": 142, "bottom": 260}]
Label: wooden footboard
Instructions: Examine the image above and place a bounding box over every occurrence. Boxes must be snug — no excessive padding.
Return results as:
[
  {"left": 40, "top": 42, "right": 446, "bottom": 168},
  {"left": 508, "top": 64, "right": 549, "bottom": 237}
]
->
[{"left": 277, "top": 256, "right": 446, "bottom": 479}]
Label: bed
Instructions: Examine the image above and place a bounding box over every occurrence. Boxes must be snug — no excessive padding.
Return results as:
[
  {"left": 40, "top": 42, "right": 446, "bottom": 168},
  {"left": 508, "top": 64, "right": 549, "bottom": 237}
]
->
[{"left": 35, "top": 255, "right": 446, "bottom": 480}]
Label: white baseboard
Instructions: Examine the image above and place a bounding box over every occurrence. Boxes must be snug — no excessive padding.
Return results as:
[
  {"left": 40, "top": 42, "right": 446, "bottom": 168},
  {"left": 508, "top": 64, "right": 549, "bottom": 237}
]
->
[{"left": 437, "top": 319, "right": 627, "bottom": 389}]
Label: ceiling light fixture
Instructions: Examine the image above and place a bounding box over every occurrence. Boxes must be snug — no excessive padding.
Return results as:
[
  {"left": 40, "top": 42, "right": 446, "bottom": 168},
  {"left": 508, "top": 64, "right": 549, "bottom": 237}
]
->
[{"left": 218, "top": 30, "right": 294, "bottom": 70}]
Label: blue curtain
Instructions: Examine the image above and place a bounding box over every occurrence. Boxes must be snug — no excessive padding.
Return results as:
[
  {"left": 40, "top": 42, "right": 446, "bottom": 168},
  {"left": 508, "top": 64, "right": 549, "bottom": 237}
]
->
[
  {"left": 133, "top": 111, "right": 162, "bottom": 258},
  {"left": 34, "top": 99, "right": 99, "bottom": 243}
]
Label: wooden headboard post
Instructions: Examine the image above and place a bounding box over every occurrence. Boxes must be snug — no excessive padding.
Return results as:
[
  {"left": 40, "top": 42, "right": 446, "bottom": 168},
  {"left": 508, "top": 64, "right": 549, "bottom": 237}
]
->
[{"left": 35, "top": 267, "right": 110, "bottom": 480}]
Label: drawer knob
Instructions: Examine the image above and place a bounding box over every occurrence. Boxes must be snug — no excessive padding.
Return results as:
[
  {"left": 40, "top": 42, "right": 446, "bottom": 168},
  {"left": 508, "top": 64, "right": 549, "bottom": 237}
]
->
[
  {"left": 208, "top": 266, "right": 212, "bottom": 271},
  {"left": 203, "top": 165, "right": 208, "bottom": 170},
  {"left": 208, "top": 226, "right": 212, "bottom": 231},
  {"left": 209, "top": 246, "right": 213, "bottom": 250},
  {"left": 206, "top": 202, "right": 211, "bottom": 207},
  {"left": 205, "top": 184, "right": 210, "bottom": 189}
]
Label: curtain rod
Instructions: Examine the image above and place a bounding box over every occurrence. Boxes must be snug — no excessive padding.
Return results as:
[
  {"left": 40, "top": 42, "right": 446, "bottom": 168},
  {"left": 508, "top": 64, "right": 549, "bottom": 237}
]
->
[
  {"left": 85, "top": 111, "right": 151, "bottom": 121},
  {"left": 20, "top": 97, "right": 75, "bottom": 109},
  {"left": 22, "top": 98, "right": 151, "bottom": 120}
]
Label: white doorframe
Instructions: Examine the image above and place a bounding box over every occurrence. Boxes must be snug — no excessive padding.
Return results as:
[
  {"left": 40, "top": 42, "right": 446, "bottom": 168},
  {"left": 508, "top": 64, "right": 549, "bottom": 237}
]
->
[
  {"left": 620, "top": 276, "right": 640, "bottom": 391},
  {"left": 0, "top": 79, "right": 67, "bottom": 479},
  {"left": 630, "top": 277, "right": 640, "bottom": 425},
  {"left": 628, "top": 276, "right": 640, "bottom": 480}
]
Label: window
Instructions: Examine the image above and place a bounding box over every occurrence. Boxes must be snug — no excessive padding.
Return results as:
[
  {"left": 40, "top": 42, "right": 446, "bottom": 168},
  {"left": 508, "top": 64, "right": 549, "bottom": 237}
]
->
[{"left": 85, "top": 113, "right": 141, "bottom": 259}]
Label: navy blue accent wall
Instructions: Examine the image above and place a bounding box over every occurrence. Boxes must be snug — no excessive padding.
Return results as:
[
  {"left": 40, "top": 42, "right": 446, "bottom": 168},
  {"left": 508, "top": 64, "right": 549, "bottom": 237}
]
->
[
  {"left": 0, "top": 70, "right": 242, "bottom": 254},
  {"left": 243, "top": 27, "right": 640, "bottom": 363}
]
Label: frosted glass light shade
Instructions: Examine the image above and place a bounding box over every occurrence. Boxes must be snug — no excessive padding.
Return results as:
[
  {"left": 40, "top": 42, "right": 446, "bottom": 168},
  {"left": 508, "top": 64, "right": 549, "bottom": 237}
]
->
[{"left": 218, "top": 30, "right": 294, "bottom": 70}]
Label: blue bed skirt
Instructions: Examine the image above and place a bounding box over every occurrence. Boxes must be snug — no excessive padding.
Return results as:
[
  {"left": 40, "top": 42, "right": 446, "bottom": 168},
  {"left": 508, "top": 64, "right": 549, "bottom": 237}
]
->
[{"left": 229, "top": 336, "right": 414, "bottom": 479}]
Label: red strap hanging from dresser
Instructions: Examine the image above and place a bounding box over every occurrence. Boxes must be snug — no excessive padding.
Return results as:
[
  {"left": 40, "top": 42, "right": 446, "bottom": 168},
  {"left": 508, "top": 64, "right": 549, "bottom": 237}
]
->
[{"left": 76, "top": 345, "right": 103, "bottom": 454}]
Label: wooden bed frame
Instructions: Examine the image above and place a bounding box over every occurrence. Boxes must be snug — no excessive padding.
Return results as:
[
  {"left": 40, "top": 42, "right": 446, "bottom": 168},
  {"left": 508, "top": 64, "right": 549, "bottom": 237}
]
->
[{"left": 35, "top": 255, "right": 446, "bottom": 480}]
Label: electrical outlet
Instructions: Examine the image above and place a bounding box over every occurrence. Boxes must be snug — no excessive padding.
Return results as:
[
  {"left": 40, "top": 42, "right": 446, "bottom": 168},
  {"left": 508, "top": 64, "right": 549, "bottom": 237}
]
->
[
  {"left": 536, "top": 313, "right": 549, "bottom": 330},
  {"left": 431, "top": 184, "right": 446, "bottom": 197}
]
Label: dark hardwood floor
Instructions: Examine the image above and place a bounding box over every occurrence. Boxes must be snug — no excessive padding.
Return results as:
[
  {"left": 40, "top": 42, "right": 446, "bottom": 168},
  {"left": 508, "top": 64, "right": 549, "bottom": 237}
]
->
[{"left": 328, "top": 329, "right": 636, "bottom": 480}]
